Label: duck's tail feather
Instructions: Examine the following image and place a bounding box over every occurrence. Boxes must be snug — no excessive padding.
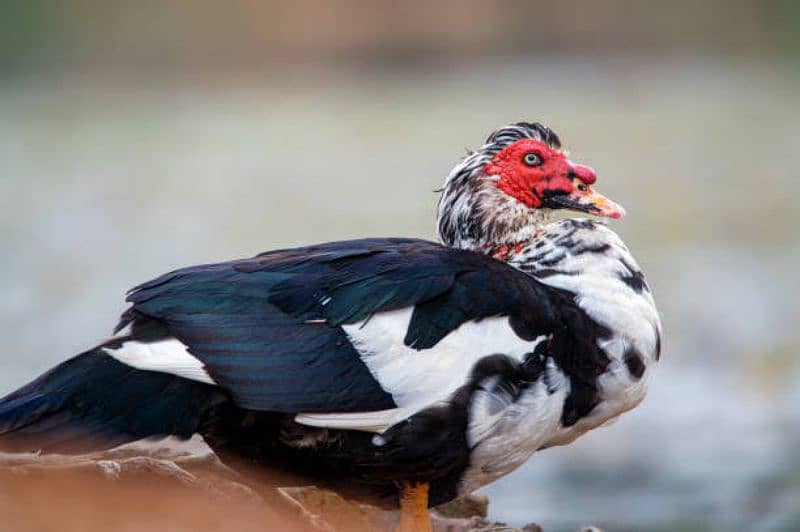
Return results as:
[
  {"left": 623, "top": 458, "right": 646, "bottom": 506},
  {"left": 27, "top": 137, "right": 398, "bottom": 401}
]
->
[{"left": 0, "top": 343, "right": 228, "bottom": 454}]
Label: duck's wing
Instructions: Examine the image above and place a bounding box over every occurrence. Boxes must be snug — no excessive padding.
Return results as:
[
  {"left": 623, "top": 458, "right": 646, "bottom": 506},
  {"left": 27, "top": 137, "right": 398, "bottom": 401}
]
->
[{"left": 118, "top": 237, "right": 560, "bottom": 418}]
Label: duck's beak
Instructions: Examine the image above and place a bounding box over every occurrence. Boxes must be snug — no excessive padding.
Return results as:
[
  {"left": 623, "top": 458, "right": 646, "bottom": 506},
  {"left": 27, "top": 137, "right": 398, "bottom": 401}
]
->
[{"left": 549, "top": 181, "right": 626, "bottom": 219}]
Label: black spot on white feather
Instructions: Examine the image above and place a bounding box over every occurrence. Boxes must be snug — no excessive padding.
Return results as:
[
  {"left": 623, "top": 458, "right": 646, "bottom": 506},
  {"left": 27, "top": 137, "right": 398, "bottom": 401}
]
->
[
  {"left": 572, "top": 243, "right": 611, "bottom": 255},
  {"left": 538, "top": 253, "right": 567, "bottom": 267},
  {"left": 618, "top": 258, "right": 648, "bottom": 293},
  {"left": 532, "top": 268, "right": 578, "bottom": 278},
  {"left": 623, "top": 347, "right": 646, "bottom": 380},
  {"left": 564, "top": 218, "right": 597, "bottom": 230}
]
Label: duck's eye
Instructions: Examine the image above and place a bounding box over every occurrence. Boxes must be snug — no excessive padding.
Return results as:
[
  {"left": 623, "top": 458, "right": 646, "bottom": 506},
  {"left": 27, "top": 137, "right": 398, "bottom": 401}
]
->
[
  {"left": 523, "top": 152, "right": 542, "bottom": 167},
  {"left": 577, "top": 183, "right": 588, "bottom": 192}
]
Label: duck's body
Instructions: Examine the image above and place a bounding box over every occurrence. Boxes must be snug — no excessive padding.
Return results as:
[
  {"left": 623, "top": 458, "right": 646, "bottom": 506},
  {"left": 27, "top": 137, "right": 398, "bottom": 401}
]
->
[{"left": 0, "top": 122, "right": 661, "bottom": 530}]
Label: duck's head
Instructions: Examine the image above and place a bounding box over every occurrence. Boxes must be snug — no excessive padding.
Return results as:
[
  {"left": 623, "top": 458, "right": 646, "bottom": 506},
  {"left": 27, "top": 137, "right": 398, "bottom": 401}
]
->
[{"left": 437, "top": 122, "right": 624, "bottom": 251}]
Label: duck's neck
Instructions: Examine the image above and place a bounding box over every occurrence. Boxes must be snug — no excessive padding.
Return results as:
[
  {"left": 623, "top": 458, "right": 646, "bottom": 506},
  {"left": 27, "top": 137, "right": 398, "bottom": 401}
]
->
[
  {"left": 455, "top": 218, "right": 553, "bottom": 262},
  {"left": 438, "top": 204, "right": 554, "bottom": 258}
]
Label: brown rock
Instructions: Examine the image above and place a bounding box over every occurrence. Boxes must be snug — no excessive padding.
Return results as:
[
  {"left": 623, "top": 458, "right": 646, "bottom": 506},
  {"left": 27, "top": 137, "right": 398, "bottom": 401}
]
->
[{"left": 0, "top": 448, "right": 553, "bottom": 532}]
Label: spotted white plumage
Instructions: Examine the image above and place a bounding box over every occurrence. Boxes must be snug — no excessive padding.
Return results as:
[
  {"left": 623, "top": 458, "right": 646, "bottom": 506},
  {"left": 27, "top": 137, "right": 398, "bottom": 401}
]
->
[{"left": 514, "top": 219, "right": 660, "bottom": 447}]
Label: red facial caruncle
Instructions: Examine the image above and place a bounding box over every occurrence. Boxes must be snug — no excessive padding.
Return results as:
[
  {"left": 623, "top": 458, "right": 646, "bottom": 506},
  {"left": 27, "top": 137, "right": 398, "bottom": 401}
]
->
[{"left": 484, "top": 139, "right": 596, "bottom": 208}]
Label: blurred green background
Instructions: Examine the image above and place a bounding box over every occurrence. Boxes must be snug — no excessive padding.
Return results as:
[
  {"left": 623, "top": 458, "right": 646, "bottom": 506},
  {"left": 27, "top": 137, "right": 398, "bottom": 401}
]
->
[{"left": 1, "top": 2, "right": 799, "bottom": 531}]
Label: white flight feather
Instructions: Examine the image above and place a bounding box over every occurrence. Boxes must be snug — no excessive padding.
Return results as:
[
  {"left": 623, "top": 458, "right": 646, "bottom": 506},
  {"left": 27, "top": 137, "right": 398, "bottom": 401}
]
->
[
  {"left": 294, "top": 407, "right": 418, "bottom": 434},
  {"left": 103, "top": 338, "right": 216, "bottom": 385}
]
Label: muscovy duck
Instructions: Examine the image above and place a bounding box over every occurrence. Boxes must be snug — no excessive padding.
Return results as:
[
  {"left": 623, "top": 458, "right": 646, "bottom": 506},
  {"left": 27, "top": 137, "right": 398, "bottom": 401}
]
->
[{"left": 0, "top": 122, "right": 661, "bottom": 532}]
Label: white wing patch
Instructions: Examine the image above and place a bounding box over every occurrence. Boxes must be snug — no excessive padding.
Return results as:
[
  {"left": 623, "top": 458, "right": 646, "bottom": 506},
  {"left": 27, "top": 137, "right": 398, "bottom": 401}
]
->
[
  {"left": 103, "top": 339, "right": 216, "bottom": 385},
  {"left": 343, "top": 308, "right": 546, "bottom": 408},
  {"left": 293, "top": 308, "right": 547, "bottom": 433}
]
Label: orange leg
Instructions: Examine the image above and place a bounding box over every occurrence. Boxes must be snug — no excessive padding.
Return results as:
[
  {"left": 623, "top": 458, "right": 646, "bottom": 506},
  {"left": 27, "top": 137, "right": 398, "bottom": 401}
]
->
[{"left": 397, "top": 481, "right": 432, "bottom": 532}]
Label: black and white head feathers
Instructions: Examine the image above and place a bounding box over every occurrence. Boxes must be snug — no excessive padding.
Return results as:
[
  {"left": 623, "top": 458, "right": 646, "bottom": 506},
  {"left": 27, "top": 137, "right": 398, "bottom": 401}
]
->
[{"left": 436, "top": 122, "right": 563, "bottom": 251}]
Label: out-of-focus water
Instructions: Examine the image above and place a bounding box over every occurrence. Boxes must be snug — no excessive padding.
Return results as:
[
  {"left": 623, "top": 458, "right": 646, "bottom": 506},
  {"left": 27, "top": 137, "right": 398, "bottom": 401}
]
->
[{"left": 1, "top": 59, "right": 798, "bottom": 531}]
